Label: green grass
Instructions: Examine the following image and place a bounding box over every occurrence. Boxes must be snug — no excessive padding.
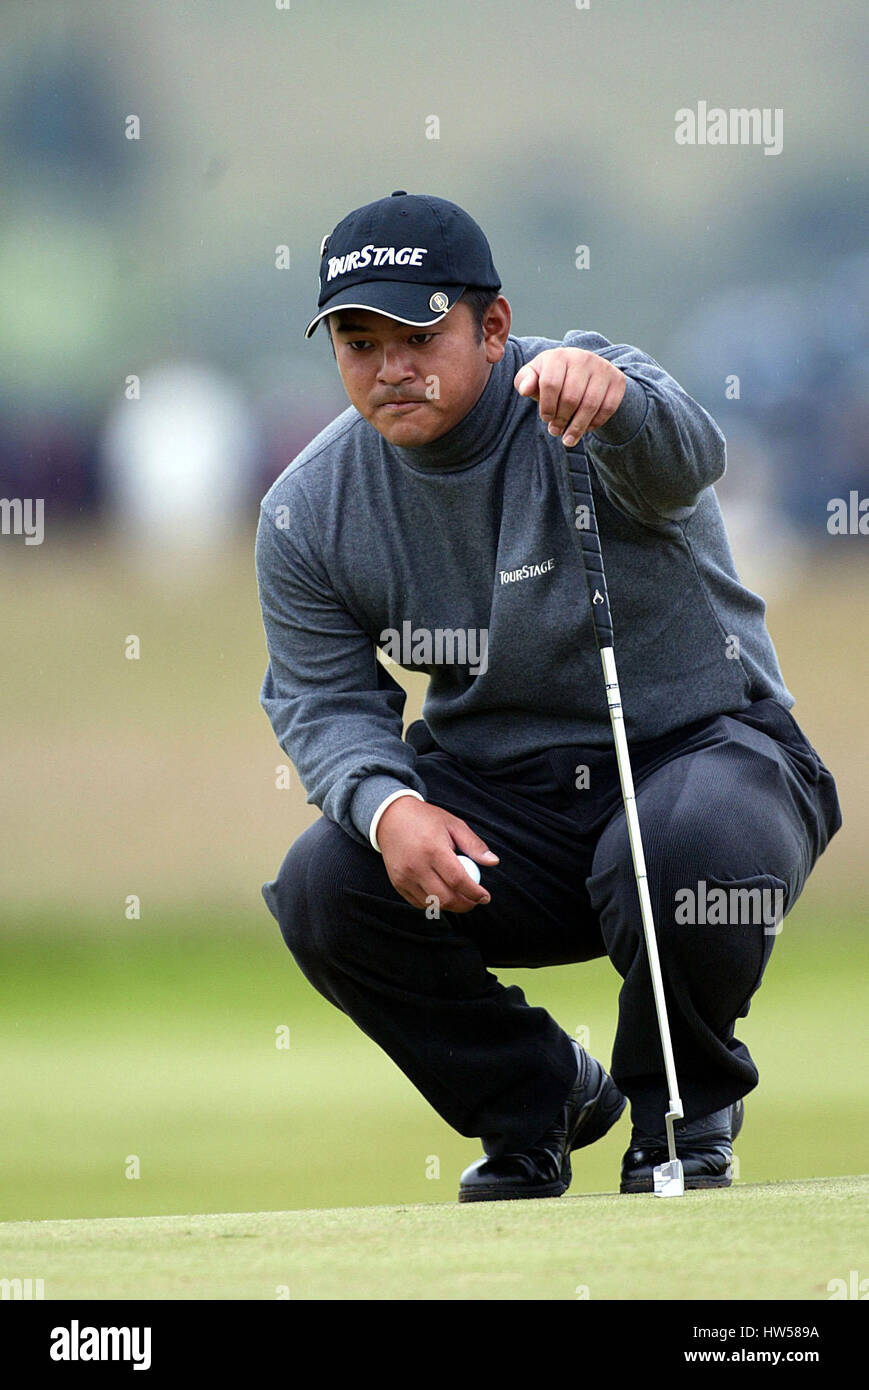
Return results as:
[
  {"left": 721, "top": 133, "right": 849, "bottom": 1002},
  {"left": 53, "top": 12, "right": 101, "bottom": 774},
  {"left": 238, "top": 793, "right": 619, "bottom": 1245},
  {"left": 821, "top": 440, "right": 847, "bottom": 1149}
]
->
[
  {"left": 2, "top": 1178, "right": 865, "bottom": 1300},
  {"left": 0, "top": 908, "right": 866, "bottom": 1225},
  {"left": 0, "top": 494, "right": 864, "bottom": 1302}
]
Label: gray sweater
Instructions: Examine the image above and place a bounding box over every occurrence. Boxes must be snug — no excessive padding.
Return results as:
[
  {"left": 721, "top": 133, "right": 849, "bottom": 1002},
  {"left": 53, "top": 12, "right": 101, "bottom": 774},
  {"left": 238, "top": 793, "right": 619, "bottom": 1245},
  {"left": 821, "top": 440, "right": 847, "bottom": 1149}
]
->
[{"left": 256, "top": 330, "right": 792, "bottom": 848}]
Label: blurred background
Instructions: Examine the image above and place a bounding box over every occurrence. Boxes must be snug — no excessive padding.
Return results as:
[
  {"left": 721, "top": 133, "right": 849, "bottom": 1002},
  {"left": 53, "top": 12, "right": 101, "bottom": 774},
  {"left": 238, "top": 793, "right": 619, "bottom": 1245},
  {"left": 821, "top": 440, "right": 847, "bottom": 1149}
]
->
[{"left": 1, "top": 0, "right": 866, "bottom": 1225}]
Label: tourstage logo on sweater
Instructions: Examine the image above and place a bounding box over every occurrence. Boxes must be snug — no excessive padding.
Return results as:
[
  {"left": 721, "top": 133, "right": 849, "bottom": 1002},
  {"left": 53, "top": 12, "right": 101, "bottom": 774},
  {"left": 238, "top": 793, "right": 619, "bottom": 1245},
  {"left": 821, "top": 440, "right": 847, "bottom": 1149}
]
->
[
  {"left": 500, "top": 556, "right": 556, "bottom": 585},
  {"left": 326, "top": 245, "right": 429, "bottom": 282},
  {"left": 378, "top": 622, "right": 488, "bottom": 676}
]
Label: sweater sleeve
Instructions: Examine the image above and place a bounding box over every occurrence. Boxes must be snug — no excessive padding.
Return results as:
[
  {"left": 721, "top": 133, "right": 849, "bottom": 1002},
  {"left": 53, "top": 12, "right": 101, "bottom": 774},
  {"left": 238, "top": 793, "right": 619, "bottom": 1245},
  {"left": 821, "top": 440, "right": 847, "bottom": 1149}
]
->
[
  {"left": 561, "top": 330, "right": 727, "bottom": 524},
  {"left": 255, "top": 498, "right": 428, "bottom": 847}
]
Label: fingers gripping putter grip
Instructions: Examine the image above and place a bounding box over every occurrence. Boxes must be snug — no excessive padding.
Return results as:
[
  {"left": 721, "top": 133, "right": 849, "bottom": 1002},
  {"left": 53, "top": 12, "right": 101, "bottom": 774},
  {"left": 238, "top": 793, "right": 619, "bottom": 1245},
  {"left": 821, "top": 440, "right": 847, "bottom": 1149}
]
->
[{"left": 563, "top": 443, "right": 685, "bottom": 1198}]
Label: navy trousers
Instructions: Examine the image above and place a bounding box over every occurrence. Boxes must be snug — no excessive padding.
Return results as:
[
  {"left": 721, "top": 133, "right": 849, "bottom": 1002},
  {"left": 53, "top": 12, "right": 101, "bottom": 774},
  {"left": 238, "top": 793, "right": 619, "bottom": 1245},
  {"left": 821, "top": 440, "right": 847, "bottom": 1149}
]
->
[{"left": 263, "top": 698, "right": 840, "bottom": 1155}]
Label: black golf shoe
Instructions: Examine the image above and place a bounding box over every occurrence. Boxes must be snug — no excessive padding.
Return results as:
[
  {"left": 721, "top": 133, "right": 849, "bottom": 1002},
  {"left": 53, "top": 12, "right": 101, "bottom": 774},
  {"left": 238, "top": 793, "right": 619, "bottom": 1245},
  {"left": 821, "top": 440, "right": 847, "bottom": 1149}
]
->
[
  {"left": 619, "top": 1098, "right": 745, "bottom": 1193},
  {"left": 457, "top": 1045, "right": 626, "bottom": 1203}
]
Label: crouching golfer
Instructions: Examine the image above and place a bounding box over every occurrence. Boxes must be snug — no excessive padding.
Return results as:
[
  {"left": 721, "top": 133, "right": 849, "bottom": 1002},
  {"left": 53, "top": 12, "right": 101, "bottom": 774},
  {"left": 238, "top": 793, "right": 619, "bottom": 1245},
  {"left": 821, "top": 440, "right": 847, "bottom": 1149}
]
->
[{"left": 255, "top": 192, "right": 841, "bottom": 1200}]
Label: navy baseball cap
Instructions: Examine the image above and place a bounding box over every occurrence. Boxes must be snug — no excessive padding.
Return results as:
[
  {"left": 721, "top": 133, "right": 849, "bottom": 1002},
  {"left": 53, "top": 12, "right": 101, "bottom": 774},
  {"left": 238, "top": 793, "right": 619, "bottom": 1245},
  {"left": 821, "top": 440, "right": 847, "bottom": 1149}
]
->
[{"left": 305, "top": 191, "right": 501, "bottom": 339}]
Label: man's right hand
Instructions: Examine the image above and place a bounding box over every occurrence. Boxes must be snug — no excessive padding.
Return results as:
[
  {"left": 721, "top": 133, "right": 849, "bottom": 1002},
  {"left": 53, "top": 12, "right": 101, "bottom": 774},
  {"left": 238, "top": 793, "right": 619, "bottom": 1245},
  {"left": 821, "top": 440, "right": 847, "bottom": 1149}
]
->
[{"left": 376, "top": 797, "right": 499, "bottom": 913}]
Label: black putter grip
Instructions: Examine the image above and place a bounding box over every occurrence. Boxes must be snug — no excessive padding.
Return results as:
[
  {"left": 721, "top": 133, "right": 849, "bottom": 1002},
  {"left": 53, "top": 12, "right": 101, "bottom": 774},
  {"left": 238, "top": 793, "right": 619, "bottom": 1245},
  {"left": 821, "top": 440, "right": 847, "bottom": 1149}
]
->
[{"left": 564, "top": 446, "right": 614, "bottom": 650}]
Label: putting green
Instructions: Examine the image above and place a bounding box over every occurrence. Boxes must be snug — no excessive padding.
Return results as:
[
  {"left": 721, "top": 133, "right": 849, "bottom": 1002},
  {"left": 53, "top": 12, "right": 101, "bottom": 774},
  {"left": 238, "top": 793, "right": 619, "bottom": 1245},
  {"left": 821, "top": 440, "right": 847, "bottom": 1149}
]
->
[
  {"left": 1, "top": 912, "right": 867, "bottom": 1224},
  {"left": 1, "top": 1176, "right": 865, "bottom": 1300}
]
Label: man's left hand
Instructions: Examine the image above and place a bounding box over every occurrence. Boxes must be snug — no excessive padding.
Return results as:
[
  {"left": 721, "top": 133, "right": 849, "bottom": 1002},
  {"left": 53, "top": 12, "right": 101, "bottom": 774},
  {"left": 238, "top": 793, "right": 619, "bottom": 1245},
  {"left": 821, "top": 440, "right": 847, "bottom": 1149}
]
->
[{"left": 514, "top": 348, "right": 627, "bottom": 448}]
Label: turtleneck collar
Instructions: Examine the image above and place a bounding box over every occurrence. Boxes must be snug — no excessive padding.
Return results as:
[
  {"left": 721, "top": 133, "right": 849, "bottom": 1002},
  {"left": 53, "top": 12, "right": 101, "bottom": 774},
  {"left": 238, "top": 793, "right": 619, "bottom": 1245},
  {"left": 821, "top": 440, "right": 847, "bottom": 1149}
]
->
[{"left": 379, "top": 337, "right": 522, "bottom": 474}]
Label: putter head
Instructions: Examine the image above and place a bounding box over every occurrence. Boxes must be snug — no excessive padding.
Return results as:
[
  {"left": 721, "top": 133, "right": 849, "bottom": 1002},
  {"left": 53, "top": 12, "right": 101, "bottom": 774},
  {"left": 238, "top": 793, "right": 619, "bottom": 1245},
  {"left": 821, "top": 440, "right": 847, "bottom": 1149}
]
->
[
  {"left": 653, "top": 1158, "right": 685, "bottom": 1198},
  {"left": 653, "top": 1106, "right": 685, "bottom": 1197}
]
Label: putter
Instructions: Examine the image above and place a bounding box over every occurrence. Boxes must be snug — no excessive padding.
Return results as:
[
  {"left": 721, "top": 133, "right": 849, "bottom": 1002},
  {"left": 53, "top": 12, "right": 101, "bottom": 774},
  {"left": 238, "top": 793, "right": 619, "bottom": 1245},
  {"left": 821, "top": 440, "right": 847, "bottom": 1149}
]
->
[{"left": 562, "top": 441, "right": 685, "bottom": 1198}]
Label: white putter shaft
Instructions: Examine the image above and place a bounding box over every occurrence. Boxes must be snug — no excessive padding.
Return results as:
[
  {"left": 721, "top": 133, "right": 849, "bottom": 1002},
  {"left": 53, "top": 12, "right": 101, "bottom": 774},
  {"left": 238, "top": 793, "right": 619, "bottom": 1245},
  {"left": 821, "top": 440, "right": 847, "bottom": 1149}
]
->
[{"left": 601, "top": 645, "right": 685, "bottom": 1198}]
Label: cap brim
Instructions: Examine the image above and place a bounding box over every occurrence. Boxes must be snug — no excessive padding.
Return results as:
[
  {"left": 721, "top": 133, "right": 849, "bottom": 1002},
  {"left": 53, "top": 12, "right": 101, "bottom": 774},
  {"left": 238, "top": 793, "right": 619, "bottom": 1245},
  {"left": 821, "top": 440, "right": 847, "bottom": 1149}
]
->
[{"left": 305, "top": 280, "right": 467, "bottom": 339}]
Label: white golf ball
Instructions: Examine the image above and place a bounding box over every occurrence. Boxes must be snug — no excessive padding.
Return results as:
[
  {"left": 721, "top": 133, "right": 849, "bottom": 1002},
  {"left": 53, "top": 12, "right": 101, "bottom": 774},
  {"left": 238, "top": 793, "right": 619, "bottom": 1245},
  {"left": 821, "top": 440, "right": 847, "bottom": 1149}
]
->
[{"left": 456, "top": 854, "right": 481, "bottom": 884}]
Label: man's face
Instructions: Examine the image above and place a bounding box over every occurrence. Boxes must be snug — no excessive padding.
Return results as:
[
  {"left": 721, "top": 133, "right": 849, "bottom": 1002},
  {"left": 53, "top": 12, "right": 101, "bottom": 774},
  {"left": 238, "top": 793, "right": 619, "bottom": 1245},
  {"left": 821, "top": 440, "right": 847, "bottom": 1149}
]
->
[{"left": 327, "top": 297, "right": 511, "bottom": 446}]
